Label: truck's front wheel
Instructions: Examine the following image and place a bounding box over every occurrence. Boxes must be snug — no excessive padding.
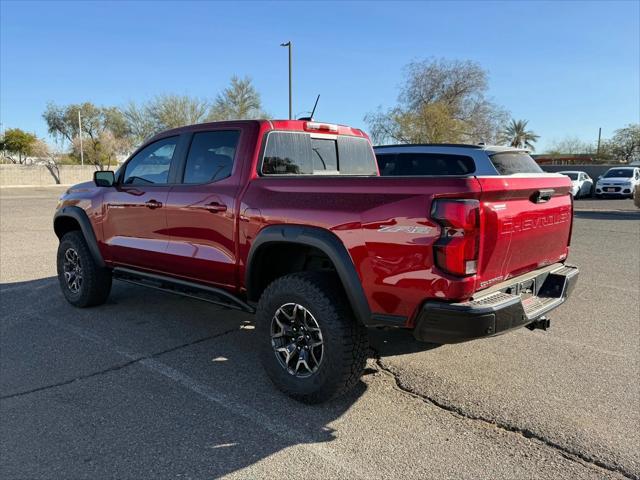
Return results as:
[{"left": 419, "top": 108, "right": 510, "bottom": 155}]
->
[
  {"left": 57, "top": 231, "right": 112, "bottom": 307},
  {"left": 256, "top": 272, "right": 368, "bottom": 404}
]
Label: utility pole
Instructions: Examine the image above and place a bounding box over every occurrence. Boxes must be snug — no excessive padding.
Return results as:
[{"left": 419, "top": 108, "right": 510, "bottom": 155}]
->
[
  {"left": 280, "top": 41, "right": 292, "bottom": 119},
  {"left": 596, "top": 127, "right": 602, "bottom": 159},
  {"left": 78, "top": 110, "right": 84, "bottom": 166}
]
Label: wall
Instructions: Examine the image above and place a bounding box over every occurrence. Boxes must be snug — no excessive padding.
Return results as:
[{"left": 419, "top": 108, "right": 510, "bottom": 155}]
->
[
  {"left": 540, "top": 164, "right": 622, "bottom": 179},
  {"left": 0, "top": 164, "right": 97, "bottom": 186},
  {"left": 0, "top": 163, "right": 631, "bottom": 187}
]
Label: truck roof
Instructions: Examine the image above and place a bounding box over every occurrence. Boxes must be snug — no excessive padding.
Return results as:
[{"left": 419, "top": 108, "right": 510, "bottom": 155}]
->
[{"left": 148, "top": 119, "right": 368, "bottom": 143}]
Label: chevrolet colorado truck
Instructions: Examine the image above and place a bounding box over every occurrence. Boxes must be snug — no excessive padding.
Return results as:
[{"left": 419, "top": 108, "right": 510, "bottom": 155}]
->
[{"left": 54, "top": 120, "right": 579, "bottom": 403}]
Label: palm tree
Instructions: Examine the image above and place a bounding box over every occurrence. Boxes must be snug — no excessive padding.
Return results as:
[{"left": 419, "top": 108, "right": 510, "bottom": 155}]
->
[{"left": 500, "top": 119, "right": 539, "bottom": 151}]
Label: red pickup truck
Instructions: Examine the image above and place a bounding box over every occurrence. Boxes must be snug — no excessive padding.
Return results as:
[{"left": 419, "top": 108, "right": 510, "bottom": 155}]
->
[{"left": 54, "top": 120, "right": 578, "bottom": 403}]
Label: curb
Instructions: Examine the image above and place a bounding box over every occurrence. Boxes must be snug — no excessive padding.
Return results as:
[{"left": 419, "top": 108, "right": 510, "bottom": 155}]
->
[{"left": 574, "top": 208, "right": 640, "bottom": 216}]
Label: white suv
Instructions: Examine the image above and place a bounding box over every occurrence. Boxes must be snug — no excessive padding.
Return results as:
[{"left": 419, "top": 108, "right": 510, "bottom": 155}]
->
[{"left": 595, "top": 167, "right": 640, "bottom": 198}]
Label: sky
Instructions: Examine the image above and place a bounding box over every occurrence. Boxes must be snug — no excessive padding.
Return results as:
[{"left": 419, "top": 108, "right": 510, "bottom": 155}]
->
[{"left": 1, "top": 0, "right": 639, "bottom": 152}]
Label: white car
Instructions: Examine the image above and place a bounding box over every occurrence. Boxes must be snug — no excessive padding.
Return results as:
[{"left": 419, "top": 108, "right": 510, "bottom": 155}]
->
[
  {"left": 595, "top": 167, "right": 640, "bottom": 199},
  {"left": 558, "top": 171, "right": 593, "bottom": 198}
]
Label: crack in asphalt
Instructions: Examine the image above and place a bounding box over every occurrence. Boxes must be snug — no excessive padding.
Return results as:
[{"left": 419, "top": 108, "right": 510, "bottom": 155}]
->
[
  {"left": 0, "top": 326, "right": 243, "bottom": 401},
  {"left": 372, "top": 351, "right": 637, "bottom": 480}
]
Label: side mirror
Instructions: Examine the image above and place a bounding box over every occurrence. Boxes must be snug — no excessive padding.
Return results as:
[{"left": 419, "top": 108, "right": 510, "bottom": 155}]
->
[{"left": 94, "top": 170, "right": 115, "bottom": 187}]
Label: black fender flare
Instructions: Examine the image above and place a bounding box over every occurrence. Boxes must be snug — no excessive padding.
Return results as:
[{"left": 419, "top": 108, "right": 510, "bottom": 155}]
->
[
  {"left": 246, "top": 225, "right": 371, "bottom": 325},
  {"left": 54, "top": 206, "right": 106, "bottom": 268}
]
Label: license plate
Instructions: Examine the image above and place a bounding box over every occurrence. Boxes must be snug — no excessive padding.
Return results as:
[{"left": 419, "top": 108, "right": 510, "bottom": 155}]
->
[{"left": 606, "top": 188, "right": 616, "bottom": 192}]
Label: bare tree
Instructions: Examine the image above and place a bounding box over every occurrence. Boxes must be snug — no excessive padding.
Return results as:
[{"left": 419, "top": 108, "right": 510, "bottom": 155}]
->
[
  {"left": 32, "top": 139, "right": 62, "bottom": 184},
  {"left": 546, "top": 137, "right": 594, "bottom": 156},
  {"left": 122, "top": 101, "right": 157, "bottom": 145},
  {"left": 608, "top": 124, "right": 640, "bottom": 163},
  {"left": 365, "top": 58, "right": 508, "bottom": 145}
]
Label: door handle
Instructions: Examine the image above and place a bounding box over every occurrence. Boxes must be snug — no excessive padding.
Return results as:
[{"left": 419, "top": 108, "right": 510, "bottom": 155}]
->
[
  {"left": 145, "top": 200, "right": 163, "bottom": 209},
  {"left": 202, "top": 202, "right": 227, "bottom": 213}
]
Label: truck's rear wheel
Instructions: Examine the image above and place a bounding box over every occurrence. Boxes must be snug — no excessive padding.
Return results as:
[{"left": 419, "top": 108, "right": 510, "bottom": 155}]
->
[
  {"left": 57, "top": 231, "right": 112, "bottom": 307},
  {"left": 256, "top": 272, "right": 368, "bottom": 404}
]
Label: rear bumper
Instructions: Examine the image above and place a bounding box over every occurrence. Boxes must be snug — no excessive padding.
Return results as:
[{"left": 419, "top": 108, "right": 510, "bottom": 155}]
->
[{"left": 413, "top": 263, "right": 579, "bottom": 344}]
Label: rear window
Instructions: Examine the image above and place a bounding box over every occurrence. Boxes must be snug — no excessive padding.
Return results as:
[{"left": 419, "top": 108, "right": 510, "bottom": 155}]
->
[
  {"left": 311, "top": 138, "right": 338, "bottom": 172},
  {"left": 337, "top": 136, "right": 378, "bottom": 175},
  {"left": 489, "top": 152, "right": 543, "bottom": 175},
  {"left": 376, "top": 152, "right": 475, "bottom": 176},
  {"left": 262, "top": 132, "right": 377, "bottom": 176},
  {"left": 561, "top": 172, "right": 579, "bottom": 180}
]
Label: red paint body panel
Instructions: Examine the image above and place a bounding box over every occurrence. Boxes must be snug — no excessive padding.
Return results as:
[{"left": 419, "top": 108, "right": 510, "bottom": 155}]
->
[
  {"left": 101, "top": 186, "right": 171, "bottom": 271},
  {"left": 239, "top": 176, "right": 483, "bottom": 321},
  {"left": 56, "top": 120, "right": 574, "bottom": 328}
]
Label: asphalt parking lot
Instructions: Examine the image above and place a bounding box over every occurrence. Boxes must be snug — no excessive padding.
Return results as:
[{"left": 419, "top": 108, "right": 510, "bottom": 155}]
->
[{"left": 1, "top": 187, "right": 638, "bottom": 479}]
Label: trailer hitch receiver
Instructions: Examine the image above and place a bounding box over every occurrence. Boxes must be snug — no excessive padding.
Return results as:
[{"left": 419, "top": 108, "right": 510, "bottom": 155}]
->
[{"left": 526, "top": 317, "right": 551, "bottom": 331}]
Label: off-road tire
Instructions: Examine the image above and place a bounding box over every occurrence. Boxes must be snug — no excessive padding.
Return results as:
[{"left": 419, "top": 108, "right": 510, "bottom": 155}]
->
[
  {"left": 256, "top": 271, "right": 368, "bottom": 404},
  {"left": 57, "top": 231, "right": 112, "bottom": 307}
]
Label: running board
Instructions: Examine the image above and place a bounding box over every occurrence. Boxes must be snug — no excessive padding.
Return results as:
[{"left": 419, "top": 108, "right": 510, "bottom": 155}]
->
[{"left": 112, "top": 267, "right": 255, "bottom": 313}]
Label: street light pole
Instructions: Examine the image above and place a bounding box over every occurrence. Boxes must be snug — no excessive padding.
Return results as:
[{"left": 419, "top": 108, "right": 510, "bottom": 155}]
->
[
  {"left": 280, "top": 41, "right": 292, "bottom": 120},
  {"left": 77, "top": 110, "right": 84, "bottom": 166}
]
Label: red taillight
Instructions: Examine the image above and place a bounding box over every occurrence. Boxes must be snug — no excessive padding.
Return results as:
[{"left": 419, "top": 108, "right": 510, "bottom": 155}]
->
[{"left": 431, "top": 199, "right": 480, "bottom": 276}]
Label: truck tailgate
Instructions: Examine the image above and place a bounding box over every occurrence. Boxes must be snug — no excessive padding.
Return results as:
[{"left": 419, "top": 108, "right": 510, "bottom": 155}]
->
[{"left": 475, "top": 175, "right": 573, "bottom": 292}]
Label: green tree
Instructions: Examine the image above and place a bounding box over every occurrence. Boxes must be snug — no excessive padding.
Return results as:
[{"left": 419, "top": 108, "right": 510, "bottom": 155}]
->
[
  {"left": 500, "top": 119, "right": 540, "bottom": 150},
  {"left": 0, "top": 128, "right": 37, "bottom": 164},
  {"left": 608, "top": 124, "right": 640, "bottom": 163},
  {"left": 209, "top": 76, "right": 268, "bottom": 121},
  {"left": 365, "top": 58, "right": 508, "bottom": 144},
  {"left": 124, "top": 94, "right": 210, "bottom": 144},
  {"left": 43, "top": 102, "right": 131, "bottom": 169}
]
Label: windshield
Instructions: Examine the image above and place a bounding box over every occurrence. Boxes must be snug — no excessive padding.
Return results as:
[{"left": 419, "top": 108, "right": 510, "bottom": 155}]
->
[
  {"left": 561, "top": 172, "right": 579, "bottom": 180},
  {"left": 603, "top": 169, "right": 633, "bottom": 178}
]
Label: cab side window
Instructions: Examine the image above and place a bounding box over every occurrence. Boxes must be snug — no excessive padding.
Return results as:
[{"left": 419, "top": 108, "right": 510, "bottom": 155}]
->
[
  {"left": 183, "top": 131, "right": 240, "bottom": 184},
  {"left": 122, "top": 136, "right": 178, "bottom": 185}
]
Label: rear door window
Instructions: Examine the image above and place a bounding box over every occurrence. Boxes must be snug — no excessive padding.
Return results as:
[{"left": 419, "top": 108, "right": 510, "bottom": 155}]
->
[
  {"left": 376, "top": 152, "right": 475, "bottom": 176},
  {"left": 262, "top": 132, "right": 377, "bottom": 175},
  {"left": 183, "top": 130, "right": 240, "bottom": 184},
  {"left": 489, "top": 152, "right": 543, "bottom": 175}
]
